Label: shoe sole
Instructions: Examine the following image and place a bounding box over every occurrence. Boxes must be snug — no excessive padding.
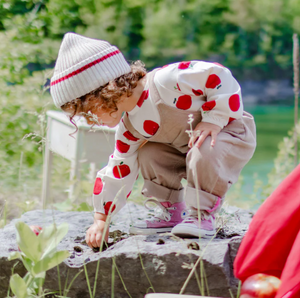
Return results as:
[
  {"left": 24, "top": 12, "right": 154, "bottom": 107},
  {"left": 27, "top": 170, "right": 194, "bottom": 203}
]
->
[
  {"left": 171, "top": 226, "right": 216, "bottom": 239},
  {"left": 129, "top": 226, "right": 173, "bottom": 235}
]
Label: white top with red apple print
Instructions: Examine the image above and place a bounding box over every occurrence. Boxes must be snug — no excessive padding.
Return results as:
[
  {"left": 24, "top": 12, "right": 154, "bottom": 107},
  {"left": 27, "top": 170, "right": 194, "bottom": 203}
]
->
[{"left": 92, "top": 61, "right": 243, "bottom": 215}]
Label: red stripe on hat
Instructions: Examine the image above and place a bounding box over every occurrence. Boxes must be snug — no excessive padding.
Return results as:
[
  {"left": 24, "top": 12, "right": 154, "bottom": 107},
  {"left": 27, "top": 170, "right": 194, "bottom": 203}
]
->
[{"left": 51, "top": 50, "right": 121, "bottom": 86}]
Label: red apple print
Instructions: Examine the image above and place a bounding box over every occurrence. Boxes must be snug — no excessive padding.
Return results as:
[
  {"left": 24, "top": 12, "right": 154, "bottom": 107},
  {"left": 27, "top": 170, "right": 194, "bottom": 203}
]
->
[
  {"left": 123, "top": 130, "right": 139, "bottom": 141},
  {"left": 126, "top": 191, "right": 131, "bottom": 198},
  {"left": 116, "top": 140, "right": 130, "bottom": 153},
  {"left": 202, "top": 100, "right": 216, "bottom": 111},
  {"left": 113, "top": 162, "right": 131, "bottom": 179},
  {"left": 178, "top": 61, "right": 191, "bottom": 70},
  {"left": 176, "top": 95, "right": 192, "bottom": 110},
  {"left": 93, "top": 177, "right": 103, "bottom": 195},
  {"left": 205, "top": 74, "right": 221, "bottom": 89},
  {"left": 143, "top": 120, "right": 159, "bottom": 136},
  {"left": 229, "top": 94, "right": 240, "bottom": 112},
  {"left": 176, "top": 83, "right": 181, "bottom": 91},
  {"left": 103, "top": 202, "right": 116, "bottom": 215},
  {"left": 213, "top": 62, "right": 225, "bottom": 68},
  {"left": 137, "top": 90, "right": 149, "bottom": 107},
  {"left": 192, "top": 89, "right": 203, "bottom": 96},
  {"left": 228, "top": 117, "right": 236, "bottom": 124}
]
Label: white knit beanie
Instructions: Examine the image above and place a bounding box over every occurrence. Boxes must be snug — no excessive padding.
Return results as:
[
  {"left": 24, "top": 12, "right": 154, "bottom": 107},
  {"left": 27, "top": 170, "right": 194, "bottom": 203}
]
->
[{"left": 50, "top": 32, "right": 131, "bottom": 107}]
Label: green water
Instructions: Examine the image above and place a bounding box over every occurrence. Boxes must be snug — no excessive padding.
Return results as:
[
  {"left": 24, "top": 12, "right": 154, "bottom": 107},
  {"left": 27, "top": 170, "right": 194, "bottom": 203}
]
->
[{"left": 240, "top": 104, "right": 295, "bottom": 193}]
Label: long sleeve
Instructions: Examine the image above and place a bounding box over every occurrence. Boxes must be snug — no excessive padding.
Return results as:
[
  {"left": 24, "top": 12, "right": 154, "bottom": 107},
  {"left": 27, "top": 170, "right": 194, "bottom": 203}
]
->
[
  {"left": 92, "top": 120, "right": 144, "bottom": 215},
  {"left": 154, "top": 61, "right": 243, "bottom": 129}
]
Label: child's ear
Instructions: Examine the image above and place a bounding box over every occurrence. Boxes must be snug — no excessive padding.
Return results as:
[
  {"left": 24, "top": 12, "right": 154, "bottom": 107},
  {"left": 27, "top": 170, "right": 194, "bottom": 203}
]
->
[{"left": 111, "top": 111, "right": 118, "bottom": 119}]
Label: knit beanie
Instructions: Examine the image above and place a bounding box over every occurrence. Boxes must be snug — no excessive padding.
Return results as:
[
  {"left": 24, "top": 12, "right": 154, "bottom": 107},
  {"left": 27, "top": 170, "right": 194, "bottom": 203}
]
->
[{"left": 50, "top": 32, "right": 131, "bottom": 107}]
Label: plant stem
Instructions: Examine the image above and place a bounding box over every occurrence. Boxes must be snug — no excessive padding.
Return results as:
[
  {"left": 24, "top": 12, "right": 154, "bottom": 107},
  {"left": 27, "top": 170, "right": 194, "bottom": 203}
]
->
[
  {"left": 111, "top": 259, "right": 115, "bottom": 298},
  {"left": 84, "top": 264, "right": 93, "bottom": 298}
]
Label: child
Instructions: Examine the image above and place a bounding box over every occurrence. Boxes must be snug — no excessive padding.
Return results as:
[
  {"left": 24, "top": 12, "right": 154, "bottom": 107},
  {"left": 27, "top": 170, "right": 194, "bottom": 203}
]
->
[{"left": 50, "top": 32, "right": 256, "bottom": 249}]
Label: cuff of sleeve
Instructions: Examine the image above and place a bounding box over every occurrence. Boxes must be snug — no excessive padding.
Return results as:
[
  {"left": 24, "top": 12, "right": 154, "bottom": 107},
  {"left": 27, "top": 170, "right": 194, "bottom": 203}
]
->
[
  {"left": 93, "top": 194, "right": 105, "bottom": 214},
  {"left": 201, "top": 114, "right": 228, "bottom": 129}
]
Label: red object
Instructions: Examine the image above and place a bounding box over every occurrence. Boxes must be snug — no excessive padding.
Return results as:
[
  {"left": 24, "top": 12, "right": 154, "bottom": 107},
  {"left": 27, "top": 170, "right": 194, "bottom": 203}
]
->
[
  {"left": 143, "top": 120, "right": 159, "bottom": 136},
  {"left": 137, "top": 90, "right": 149, "bottom": 107},
  {"left": 234, "top": 164, "right": 300, "bottom": 298},
  {"left": 178, "top": 61, "right": 191, "bottom": 69},
  {"left": 116, "top": 140, "right": 130, "bottom": 153},
  {"left": 103, "top": 202, "right": 116, "bottom": 215},
  {"left": 202, "top": 100, "right": 216, "bottom": 111},
  {"left": 29, "top": 225, "right": 42, "bottom": 236},
  {"left": 93, "top": 177, "right": 103, "bottom": 195},
  {"left": 176, "top": 83, "right": 181, "bottom": 91},
  {"left": 240, "top": 274, "right": 281, "bottom": 298},
  {"left": 205, "top": 74, "right": 221, "bottom": 89},
  {"left": 228, "top": 117, "right": 236, "bottom": 124},
  {"left": 112, "top": 163, "right": 131, "bottom": 179},
  {"left": 123, "top": 130, "right": 139, "bottom": 141},
  {"left": 229, "top": 94, "right": 240, "bottom": 112},
  {"left": 176, "top": 95, "right": 192, "bottom": 110},
  {"left": 192, "top": 89, "right": 203, "bottom": 96},
  {"left": 127, "top": 191, "right": 131, "bottom": 198}
]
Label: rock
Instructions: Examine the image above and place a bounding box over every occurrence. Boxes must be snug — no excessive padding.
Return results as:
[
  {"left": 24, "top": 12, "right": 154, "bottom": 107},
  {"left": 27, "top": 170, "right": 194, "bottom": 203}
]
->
[{"left": 0, "top": 203, "right": 252, "bottom": 298}]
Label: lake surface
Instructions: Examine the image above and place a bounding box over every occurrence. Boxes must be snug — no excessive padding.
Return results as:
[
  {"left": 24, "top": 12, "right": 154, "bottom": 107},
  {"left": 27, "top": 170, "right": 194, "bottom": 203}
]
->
[{"left": 229, "top": 104, "right": 295, "bottom": 207}]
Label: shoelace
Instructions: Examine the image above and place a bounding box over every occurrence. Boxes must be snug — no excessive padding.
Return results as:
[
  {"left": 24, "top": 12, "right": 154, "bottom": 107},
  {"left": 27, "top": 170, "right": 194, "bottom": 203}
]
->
[
  {"left": 182, "top": 209, "right": 211, "bottom": 222},
  {"left": 144, "top": 199, "right": 176, "bottom": 222}
]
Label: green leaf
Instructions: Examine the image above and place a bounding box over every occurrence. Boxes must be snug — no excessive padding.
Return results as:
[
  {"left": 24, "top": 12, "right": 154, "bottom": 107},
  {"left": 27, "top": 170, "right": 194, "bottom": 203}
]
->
[
  {"left": 30, "top": 276, "right": 45, "bottom": 294},
  {"left": 39, "top": 223, "right": 69, "bottom": 258},
  {"left": 8, "top": 251, "right": 22, "bottom": 261},
  {"left": 21, "top": 256, "right": 34, "bottom": 274},
  {"left": 33, "top": 250, "right": 70, "bottom": 275},
  {"left": 15, "top": 221, "right": 42, "bottom": 262},
  {"left": 10, "top": 274, "right": 27, "bottom": 298}
]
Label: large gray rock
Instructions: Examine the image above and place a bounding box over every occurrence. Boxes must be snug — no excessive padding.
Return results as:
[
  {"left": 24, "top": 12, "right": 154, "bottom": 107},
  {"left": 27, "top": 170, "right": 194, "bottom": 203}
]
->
[{"left": 0, "top": 203, "right": 251, "bottom": 298}]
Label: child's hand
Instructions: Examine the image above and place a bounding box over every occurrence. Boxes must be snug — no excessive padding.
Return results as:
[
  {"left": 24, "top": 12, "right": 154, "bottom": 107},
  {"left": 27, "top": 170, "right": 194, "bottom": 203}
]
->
[
  {"left": 188, "top": 122, "right": 221, "bottom": 148},
  {"left": 86, "top": 213, "right": 109, "bottom": 249}
]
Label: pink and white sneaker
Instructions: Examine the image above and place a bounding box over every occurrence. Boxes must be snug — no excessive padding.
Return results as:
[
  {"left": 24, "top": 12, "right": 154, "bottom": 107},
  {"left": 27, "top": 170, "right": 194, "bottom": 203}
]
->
[
  {"left": 129, "top": 199, "right": 186, "bottom": 235},
  {"left": 171, "top": 212, "right": 216, "bottom": 238}
]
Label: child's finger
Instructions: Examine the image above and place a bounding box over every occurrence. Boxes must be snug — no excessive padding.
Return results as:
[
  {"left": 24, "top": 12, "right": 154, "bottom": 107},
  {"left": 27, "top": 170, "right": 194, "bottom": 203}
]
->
[
  {"left": 188, "top": 136, "right": 195, "bottom": 148},
  {"left": 195, "top": 131, "right": 209, "bottom": 148},
  {"left": 210, "top": 131, "right": 218, "bottom": 147},
  {"left": 86, "top": 233, "right": 93, "bottom": 249},
  {"left": 96, "top": 233, "right": 102, "bottom": 248},
  {"left": 90, "top": 233, "right": 97, "bottom": 248},
  {"left": 189, "top": 131, "right": 200, "bottom": 148}
]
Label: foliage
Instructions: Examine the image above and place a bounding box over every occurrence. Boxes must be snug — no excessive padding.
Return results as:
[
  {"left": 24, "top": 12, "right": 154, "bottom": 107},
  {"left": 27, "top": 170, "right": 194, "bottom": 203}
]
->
[
  {"left": 262, "top": 120, "right": 300, "bottom": 197},
  {"left": 0, "top": 0, "right": 298, "bottom": 79},
  {"left": 8, "top": 221, "right": 69, "bottom": 298}
]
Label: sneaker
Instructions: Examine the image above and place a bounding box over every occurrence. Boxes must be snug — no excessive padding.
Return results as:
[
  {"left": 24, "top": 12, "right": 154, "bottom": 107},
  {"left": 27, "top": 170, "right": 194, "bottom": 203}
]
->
[
  {"left": 171, "top": 212, "right": 216, "bottom": 238},
  {"left": 129, "top": 199, "right": 186, "bottom": 235}
]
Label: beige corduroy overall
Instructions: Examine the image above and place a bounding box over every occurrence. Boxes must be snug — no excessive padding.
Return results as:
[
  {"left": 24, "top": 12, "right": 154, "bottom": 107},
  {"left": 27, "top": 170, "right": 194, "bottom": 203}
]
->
[{"left": 123, "top": 69, "right": 256, "bottom": 213}]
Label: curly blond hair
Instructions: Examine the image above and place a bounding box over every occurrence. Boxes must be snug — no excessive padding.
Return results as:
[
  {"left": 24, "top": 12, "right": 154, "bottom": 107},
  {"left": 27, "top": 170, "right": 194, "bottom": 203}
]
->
[{"left": 61, "top": 60, "right": 147, "bottom": 130}]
